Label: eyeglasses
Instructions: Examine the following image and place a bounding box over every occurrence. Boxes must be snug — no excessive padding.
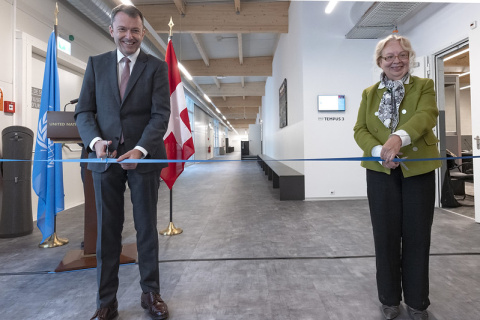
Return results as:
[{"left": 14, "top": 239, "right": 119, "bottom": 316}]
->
[{"left": 381, "top": 51, "right": 409, "bottom": 63}]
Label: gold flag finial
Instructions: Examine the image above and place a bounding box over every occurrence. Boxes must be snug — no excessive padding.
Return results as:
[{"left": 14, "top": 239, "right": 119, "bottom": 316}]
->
[
  {"left": 168, "top": 17, "right": 174, "bottom": 37},
  {"left": 54, "top": 3, "right": 59, "bottom": 26}
]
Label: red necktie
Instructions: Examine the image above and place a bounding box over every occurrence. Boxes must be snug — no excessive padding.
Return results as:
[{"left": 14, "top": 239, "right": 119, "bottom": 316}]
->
[
  {"left": 119, "top": 57, "right": 130, "bottom": 100},
  {"left": 119, "top": 57, "right": 130, "bottom": 144}
]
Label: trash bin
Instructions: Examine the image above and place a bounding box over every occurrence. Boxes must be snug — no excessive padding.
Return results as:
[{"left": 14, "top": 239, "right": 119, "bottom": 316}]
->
[{"left": 0, "top": 126, "right": 34, "bottom": 238}]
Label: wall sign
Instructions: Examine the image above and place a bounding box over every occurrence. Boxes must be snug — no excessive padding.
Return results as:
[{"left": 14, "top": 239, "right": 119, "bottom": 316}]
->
[
  {"left": 318, "top": 116, "right": 345, "bottom": 121},
  {"left": 32, "top": 87, "right": 42, "bottom": 109}
]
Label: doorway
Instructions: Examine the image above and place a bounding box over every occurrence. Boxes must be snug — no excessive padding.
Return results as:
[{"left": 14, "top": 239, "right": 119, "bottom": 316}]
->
[{"left": 435, "top": 41, "right": 475, "bottom": 218}]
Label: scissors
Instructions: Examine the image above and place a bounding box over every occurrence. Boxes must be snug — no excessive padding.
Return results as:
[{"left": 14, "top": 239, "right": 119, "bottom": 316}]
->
[
  {"left": 395, "top": 155, "right": 409, "bottom": 171},
  {"left": 100, "top": 141, "right": 110, "bottom": 170}
]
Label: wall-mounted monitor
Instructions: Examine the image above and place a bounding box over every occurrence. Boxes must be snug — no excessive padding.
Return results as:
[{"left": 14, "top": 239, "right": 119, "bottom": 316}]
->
[{"left": 317, "top": 95, "right": 345, "bottom": 111}]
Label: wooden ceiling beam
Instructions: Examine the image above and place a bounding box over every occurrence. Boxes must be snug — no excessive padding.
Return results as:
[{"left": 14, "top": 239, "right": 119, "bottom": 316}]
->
[
  {"left": 213, "top": 77, "right": 221, "bottom": 89},
  {"left": 231, "top": 124, "right": 253, "bottom": 130},
  {"left": 212, "top": 96, "right": 261, "bottom": 108},
  {"left": 219, "top": 107, "right": 259, "bottom": 115},
  {"left": 190, "top": 33, "right": 209, "bottom": 66},
  {"left": 144, "top": 31, "right": 166, "bottom": 56},
  {"left": 229, "top": 119, "right": 256, "bottom": 125},
  {"left": 238, "top": 33, "right": 243, "bottom": 65},
  {"left": 225, "top": 115, "right": 257, "bottom": 121},
  {"left": 173, "top": 0, "right": 186, "bottom": 15},
  {"left": 181, "top": 56, "right": 272, "bottom": 77},
  {"left": 138, "top": 2, "right": 289, "bottom": 33},
  {"left": 200, "top": 82, "right": 265, "bottom": 96},
  {"left": 234, "top": 0, "right": 241, "bottom": 14}
]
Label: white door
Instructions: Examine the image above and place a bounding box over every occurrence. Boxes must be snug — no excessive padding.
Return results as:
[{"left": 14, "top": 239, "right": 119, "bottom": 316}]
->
[
  {"left": 469, "top": 26, "right": 480, "bottom": 223},
  {"left": 248, "top": 124, "right": 262, "bottom": 156}
]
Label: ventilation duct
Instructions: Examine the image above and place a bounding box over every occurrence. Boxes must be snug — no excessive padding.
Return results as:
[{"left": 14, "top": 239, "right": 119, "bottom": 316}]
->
[{"left": 346, "top": 2, "right": 426, "bottom": 39}]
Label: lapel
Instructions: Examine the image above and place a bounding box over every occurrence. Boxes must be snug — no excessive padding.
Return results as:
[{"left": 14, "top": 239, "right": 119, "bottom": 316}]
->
[
  {"left": 404, "top": 75, "right": 415, "bottom": 96},
  {"left": 375, "top": 75, "right": 416, "bottom": 102},
  {"left": 122, "top": 50, "right": 148, "bottom": 105},
  {"left": 109, "top": 50, "right": 121, "bottom": 106},
  {"left": 376, "top": 82, "right": 386, "bottom": 101}
]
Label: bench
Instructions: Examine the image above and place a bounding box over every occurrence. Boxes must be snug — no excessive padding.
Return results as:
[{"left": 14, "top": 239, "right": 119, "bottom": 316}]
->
[{"left": 258, "top": 154, "right": 305, "bottom": 200}]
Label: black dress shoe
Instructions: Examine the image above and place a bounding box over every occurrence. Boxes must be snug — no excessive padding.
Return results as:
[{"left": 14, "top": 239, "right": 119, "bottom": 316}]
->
[
  {"left": 407, "top": 306, "right": 429, "bottom": 320},
  {"left": 381, "top": 304, "right": 400, "bottom": 319},
  {"left": 141, "top": 292, "right": 169, "bottom": 319},
  {"left": 90, "top": 300, "right": 118, "bottom": 320}
]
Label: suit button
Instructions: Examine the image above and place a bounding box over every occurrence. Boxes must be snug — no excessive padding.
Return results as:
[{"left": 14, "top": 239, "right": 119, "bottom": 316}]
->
[
  {"left": 115, "top": 137, "right": 119, "bottom": 141},
  {"left": 412, "top": 147, "right": 418, "bottom": 151}
]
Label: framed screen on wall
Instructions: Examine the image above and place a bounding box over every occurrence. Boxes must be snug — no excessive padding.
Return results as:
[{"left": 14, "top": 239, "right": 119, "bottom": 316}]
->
[
  {"left": 317, "top": 95, "right": 345, "bottom": 111},
  {"left": 279, "top": 79, "right": 287, "bottom": 128}
]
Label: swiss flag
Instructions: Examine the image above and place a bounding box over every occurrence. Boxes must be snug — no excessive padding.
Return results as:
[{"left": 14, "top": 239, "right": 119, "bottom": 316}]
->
[{"left": 160, "top": 40, "right": 195, "bottom": 189}]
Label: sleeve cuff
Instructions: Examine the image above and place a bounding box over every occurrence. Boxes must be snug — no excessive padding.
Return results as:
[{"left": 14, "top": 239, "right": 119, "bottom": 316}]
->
[
  {"left": 371, "top": 145, "right": 383, "bottom": 165},
  {"left": 89, "top": 137, "right": 102, "bottom": 151},
  {"left": 134, "top": 146, "right": 148, "bottom": 159},
  {"left": 391, "top": 130, "right": 411, "bottom": 147}
]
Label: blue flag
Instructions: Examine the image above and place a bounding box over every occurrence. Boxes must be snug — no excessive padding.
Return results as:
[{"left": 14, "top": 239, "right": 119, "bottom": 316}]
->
[{"left": 32, "top": 31, "right": 65, "bottom": 243}]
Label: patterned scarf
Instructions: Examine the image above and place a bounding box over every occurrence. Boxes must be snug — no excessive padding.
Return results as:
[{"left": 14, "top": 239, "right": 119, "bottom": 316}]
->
[{"left": 377, "top": 72, "right": 410, "bottom": 132}]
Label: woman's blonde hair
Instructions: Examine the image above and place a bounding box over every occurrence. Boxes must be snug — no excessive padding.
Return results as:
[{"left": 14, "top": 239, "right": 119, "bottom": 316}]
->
[{"left": 374, "top": 35, "right": 416, "bottom": 71}]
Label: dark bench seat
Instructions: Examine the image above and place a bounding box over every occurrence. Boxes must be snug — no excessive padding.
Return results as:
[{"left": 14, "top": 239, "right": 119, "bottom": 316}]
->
[{"left": 258, "top": 154, "right": 305, "bottom": 200}]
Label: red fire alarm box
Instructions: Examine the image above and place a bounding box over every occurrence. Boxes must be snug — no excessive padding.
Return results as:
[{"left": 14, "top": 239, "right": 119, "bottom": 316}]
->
[{"left": 4, "top": 101, "right": 15, "bottom": 113}]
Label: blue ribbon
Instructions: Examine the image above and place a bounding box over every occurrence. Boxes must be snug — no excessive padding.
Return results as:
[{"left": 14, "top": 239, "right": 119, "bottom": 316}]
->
[{"left": 0, "top": 155, "right": 478, "bottom": 164}]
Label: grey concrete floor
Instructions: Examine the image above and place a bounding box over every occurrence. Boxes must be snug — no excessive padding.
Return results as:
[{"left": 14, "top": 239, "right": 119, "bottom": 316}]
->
[{"left": 1, "top": 152, "right": 479, "bottom": 320}]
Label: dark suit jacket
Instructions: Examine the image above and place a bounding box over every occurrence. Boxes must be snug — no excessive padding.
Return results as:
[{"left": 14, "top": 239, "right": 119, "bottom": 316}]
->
[
  {"left": 75, "top": 50, "right": 170, "bottom": 173},
  {"left": 354, "top": 76, "right": 441, "bottom": 178}
]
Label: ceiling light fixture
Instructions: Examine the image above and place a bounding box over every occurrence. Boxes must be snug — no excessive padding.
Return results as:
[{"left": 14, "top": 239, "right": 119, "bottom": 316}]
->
[
  {"left": 444, "top": 48, "right": 469, "bottom": 62},
  {"left": 222, "top": 115, "right": 226, "bottom": 120},
  {"left": 178, "top": 63, "right": 193, "bottom": 80},
  {"left": 325, "top": 1, "right": 338, "bottom": 14},
  {"left": 215, "top": 108, "right": 221, "bottom": 113},
  {"left": 203, "top": 94, "right": 212, "bottom": 103},
  {"left": 460, "top": 85, "right": 471, "bottom": 90},
  {"left": 459, "top": 71, "right": 470, "bottom": 77},
  {"left": 120, "top": 0, "right": 134, "bottom": 5}
]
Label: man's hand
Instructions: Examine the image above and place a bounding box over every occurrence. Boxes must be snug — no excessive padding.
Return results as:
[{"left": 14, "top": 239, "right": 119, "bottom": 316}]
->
[
  {"left": 381, "top": 135, "right": 402, "bottom": 169},
  {"left": 117, "top": 149, "right": 143, "bottom": 170},
  {"left": 93, "top": 140, "right": 118, "bottom": 160}
]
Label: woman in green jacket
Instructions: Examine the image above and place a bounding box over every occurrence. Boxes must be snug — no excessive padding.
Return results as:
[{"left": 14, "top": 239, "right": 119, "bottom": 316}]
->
[{"left": 354, "top": 35, "right": 441, "bottom": 320}]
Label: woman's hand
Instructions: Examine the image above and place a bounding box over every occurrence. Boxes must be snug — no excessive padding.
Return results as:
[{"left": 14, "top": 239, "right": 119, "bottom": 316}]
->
[{"left": 381, "top": 135, "right": 402, "bottom": 169}]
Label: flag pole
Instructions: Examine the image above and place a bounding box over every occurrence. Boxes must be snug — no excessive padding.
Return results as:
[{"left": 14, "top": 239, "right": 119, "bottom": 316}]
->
[
  {"left": 38, "top": 2, "right": 69, "bottom": 248},
  {"left": 160, "top": 17, "right": 183, "bottom": 236},
  {"left": 160, "top": 188, "right": 183, "bottom": 236}
]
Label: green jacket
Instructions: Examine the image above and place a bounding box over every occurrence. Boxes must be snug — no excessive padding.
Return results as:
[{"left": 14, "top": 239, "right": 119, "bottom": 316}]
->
[{"left": 354, "top": 76, "right": 441, "bottom": 177}]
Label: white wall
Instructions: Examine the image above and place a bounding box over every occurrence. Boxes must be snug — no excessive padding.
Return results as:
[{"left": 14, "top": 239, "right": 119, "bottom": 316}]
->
[
  {"left": 228, "top": 132, "right": 246, "bottom": 153},
  {"left": 194, "top": 107, "right": 214, "bottom": 160},
  {"left": 0, "top": 0, "right": 14, "bottom": 136},
  {"left": 263, "top": 1, "right": 480, "bottom": 200},
  {"left": 300, "top": 1, "right": 378, "bottom": 199},
  {"left": 262, "top": 0, "right": 305, "bottom": 173},
  {"left": 0, "top": 0, "right": 115, "bottom": 219},
  {"left": 264, "top": 1, "right": 377, "bottom": 199},
  {"left": 400, "top": 3, "right": 480, "bottom": 137},
  {"left": 401, "top": 3, "right": 480, "bottom": 57},
  {"left": 468, "top": 14, "right": 480, "bottom": 222}
]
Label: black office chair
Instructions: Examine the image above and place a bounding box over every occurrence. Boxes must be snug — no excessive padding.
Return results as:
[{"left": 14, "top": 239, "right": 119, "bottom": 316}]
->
[{"left": 446, "top": 150, "right": 474, "bottom": 200}]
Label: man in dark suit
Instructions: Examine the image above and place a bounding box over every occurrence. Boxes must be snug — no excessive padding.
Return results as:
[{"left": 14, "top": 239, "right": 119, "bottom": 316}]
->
[{"left": 75, "top": 5, "right": 170, "bottom": 320}]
